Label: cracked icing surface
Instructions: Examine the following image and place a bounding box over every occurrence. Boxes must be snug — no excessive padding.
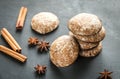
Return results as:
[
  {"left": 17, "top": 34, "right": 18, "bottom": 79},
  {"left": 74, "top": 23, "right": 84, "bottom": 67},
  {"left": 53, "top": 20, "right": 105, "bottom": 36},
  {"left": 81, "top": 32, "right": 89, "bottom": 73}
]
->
[
  {"left": 69, "top": 31, "right": 99, "bottom": 50},
  {"left": 80, "top": 42, "right": 102, "bottom": 57},
  {"left": 73, "top": 26, "right": 106, "bottom": 43},
  {"left": 50, "top": 35, "right": 79, "bottom": 67},
  {"left": 31, "top": 12, "right": 59, "bottom": 34},
  {"left": 68, "top": 13, "right": 102, "bottom": 36}
]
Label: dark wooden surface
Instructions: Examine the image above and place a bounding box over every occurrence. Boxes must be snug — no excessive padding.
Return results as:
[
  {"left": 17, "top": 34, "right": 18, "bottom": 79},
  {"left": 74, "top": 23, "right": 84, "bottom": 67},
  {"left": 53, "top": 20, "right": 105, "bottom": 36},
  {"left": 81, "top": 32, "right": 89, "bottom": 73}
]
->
[{"left": 0, "top": 0, "right": 120, "bottom": 79}]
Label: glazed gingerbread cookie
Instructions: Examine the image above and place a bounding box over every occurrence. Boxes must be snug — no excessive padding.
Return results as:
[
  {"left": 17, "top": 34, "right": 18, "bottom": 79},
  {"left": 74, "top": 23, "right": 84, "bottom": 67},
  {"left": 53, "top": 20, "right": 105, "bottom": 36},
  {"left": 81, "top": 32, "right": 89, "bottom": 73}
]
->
[
  {"left": 73, "top": 26, "right": 106, "bottom": 42},
  {"left": 31, "top": 12, "right": 59, "bottom": 34},
  {"left": 68, "top": 13, "right": 102, "bottom": 36},
  {"left": 50, "top": 35, "right": 79, "bottom": 67},
  {"left": 69, "top": 31, "right": 99, "bottom": 50},
  {"left": 80, "top": 42, "right": 102, "bottom": 57}
]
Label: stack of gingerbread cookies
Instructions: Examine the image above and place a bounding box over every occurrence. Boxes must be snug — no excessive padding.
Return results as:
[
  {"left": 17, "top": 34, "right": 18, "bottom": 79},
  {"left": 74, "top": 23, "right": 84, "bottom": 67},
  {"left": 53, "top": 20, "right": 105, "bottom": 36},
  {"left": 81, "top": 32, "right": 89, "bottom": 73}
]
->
[{"left": 68, "top": 13, "right": 106, "bottom": 57}]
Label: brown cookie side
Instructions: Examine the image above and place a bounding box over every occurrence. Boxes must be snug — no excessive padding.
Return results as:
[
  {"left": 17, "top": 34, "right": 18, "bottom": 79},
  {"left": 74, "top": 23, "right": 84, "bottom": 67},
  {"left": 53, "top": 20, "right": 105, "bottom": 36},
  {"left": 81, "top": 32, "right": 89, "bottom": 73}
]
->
[
  {"left": 78, "top": 40, "right": 99, "bottom": 50},
  {"left": 74, "top": 26, "right": 106, "bottom": 43},
  {"left": 80, "top": 42, "right": 102, "bottom": 57},
  {"left": 69, "top": 31, "right": 99, "bottom": 50}
]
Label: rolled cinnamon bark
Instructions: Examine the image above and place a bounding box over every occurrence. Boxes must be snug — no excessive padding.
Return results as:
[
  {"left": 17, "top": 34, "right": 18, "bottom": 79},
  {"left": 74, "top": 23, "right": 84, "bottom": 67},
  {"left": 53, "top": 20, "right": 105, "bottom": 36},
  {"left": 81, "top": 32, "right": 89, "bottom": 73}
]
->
[
  {"left": 19, "top": 7, "right": 27, "bottom": 27},
  {"left": 1, "top": 30, "right": 18, "bottom": 52},
  {"left": 16, "top": 7, "right": 24, "bottom": 29},
  {"left": 1, "top": 28, "right": 21, "bottom": 52},
  {"left": 16, "top": 6, "right": 28, "bottom": 29},
  {"left": 0, "top": 45, "right": 27, "bottom": 62}
]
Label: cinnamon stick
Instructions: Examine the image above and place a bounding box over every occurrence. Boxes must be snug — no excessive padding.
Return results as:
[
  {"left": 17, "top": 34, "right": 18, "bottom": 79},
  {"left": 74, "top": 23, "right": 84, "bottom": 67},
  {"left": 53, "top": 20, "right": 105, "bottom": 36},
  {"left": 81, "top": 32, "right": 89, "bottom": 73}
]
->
[
  {"left": 20, "top": 7, "right": 27, "bottom": 28},
  {"left": 16, "top": 7, "right": 24, "bottom": 29},
  {"left": 16, "top": 6, "right": 28, "bottom": 29},
  {"left": 1, "top": 30, "right": 18, "bottom": 51},
  {"left": 0, "top": 45, "right": 27, "bottom": 62},
  {"left": 1, "top": 28, "right": 21, "bottom": 52}
]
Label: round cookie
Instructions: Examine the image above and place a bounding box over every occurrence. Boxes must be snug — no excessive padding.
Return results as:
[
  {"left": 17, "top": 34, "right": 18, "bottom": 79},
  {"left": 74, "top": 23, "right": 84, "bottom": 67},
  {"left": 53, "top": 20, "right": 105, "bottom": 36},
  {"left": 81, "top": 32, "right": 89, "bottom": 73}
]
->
[
  {"left": 80, "top": 42, "right": 102, "bottom": 57},
  {"left": 68, "top": 13, "right": 102, "bottom": 36},
  {"left": 78, "top": 40, "right": 99, "bottom": 50},
  {"left": 31, "top": 12, "right": 59, "bottom": 34},
  {"left": 69, "top": 31, "right": 99, "bottom": 50},
  {"left": 50, "top": 35, "right": 79, "bottom": 67},
  {"left": 73, "top": 26, "right": 106, "bottom": 43}
]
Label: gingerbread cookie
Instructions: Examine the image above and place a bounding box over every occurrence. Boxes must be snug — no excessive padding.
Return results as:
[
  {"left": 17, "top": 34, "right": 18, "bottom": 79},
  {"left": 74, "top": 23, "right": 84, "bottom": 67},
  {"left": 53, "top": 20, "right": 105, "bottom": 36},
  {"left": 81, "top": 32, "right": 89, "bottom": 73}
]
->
[
  {"left": 50, "top": 35, "right": 79, "bottom": 67},
  {"left": 73, "top": 26, "right": 106, "bottom": 43},
  {"left": 31, "top": 12, "right": 59, "bottom": 34},
  {"left": 69, "top": 31, "right": 99, "bottom": 50},
  {"left": 68, "top": 13, "right": 102, "bottom": 36},
  {"left": 80, "top": 42, "right": 102, "bottom": 57},
  {"left": 78, "top": 40, "right": 99, "bottom": 50}
]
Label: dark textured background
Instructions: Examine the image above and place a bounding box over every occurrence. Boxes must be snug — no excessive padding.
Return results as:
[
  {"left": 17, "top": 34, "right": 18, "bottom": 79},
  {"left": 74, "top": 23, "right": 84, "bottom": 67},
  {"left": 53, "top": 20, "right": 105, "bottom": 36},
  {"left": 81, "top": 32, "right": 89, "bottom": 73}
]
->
[{"left": 0, "top": 0, "right": 120, "bottom": 79}]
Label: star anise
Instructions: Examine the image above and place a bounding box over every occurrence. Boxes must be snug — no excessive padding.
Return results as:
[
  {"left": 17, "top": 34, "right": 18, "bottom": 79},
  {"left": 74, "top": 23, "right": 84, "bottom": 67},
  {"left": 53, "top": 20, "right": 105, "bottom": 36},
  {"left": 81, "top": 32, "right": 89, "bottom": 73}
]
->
[
  {"left": 37, "top": 40, "right": 50, "bottom": 52},
  {"left": 34, "top": 64, "right": 47, "bottom": 74},
  {"left": 99, "top": 69, "right": 113, "bottom": 79},
  {"left": 28, "top": 37, "right": 39, "bottom": 46}
]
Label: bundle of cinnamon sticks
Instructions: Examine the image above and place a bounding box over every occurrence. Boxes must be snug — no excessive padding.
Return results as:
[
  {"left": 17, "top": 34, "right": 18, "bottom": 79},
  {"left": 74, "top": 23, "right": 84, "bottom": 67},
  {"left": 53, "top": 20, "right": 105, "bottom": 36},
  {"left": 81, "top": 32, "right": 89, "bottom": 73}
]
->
[
  {"left": 16, "top": 6, "right": 28, "bottom": 30},
  {"left": 0, "top": 6, "right": 28, "bottom": 63},
  {"left": 0, "top": 28, "right": 27, "bottom": 62}
]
